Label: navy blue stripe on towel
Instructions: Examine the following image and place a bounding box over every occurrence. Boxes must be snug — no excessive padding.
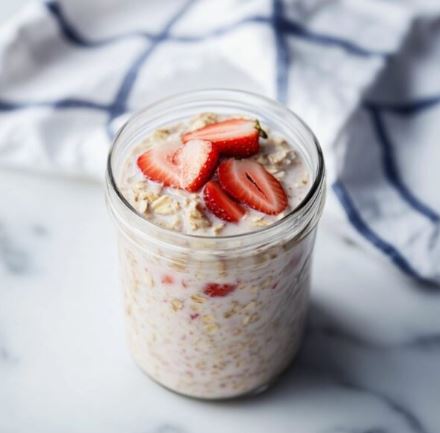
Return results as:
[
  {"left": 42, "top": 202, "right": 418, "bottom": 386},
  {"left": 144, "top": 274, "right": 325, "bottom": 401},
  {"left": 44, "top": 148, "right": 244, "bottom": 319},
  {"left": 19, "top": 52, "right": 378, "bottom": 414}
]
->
[
  {"left": 333, "top": 180, "right": 437, "bottom": 287},
  {"left": 108, "top": 0, "right": 196, "bottom": 120},
  {"left": 367, "top": 95, "right": 440, "bottom": 115},
  {"left": 0, "top": 98, "right": 110, "bottom": 111},
  {"left": 272, "top": 0, "right": 290, "bottom": 103},
  {"left": 45, "top": 0, "right": 389, "bottom": 59},
  {"left": 366, "top": 106, "right": 440, "bottom": 223}
]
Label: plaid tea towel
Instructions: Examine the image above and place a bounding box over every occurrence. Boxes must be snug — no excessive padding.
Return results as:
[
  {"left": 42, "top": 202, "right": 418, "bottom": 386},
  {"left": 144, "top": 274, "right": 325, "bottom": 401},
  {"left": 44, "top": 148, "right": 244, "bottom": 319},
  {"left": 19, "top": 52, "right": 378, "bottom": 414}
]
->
[{"left": 1, "top": 0, "right": 439, "bottom": 284}]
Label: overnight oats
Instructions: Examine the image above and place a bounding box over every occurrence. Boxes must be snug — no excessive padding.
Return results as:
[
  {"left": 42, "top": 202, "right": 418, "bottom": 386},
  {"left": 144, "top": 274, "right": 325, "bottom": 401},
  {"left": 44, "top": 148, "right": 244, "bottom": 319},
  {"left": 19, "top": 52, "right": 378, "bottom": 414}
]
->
[{"left": 105, "top": 90, "right": 325, "bottom": 399}]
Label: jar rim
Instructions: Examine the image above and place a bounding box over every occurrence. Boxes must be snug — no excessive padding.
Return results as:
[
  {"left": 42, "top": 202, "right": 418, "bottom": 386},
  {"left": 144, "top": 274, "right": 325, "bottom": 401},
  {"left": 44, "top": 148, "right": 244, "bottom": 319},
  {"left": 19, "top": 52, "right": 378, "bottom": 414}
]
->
[{"left": 106, "top": 88, "right": 325, "bottom": 246}]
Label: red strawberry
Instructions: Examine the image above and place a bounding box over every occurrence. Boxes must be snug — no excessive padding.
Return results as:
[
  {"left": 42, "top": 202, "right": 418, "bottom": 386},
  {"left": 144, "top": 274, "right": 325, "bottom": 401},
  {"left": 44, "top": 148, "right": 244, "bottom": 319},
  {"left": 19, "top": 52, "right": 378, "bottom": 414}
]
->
[
  {"left": 218, "top": 159, "right": 288, "bottom": 215},
  {"left": 137, "top": 139, "right": 218, "bottom": 192},
  {"left": 161, "top": 274, "right": 174, "bottom": 284},
  {"left": 178, "top": 139, "right": 219, "bottom": 192},
  {"left": 137, "top": 141, "right": 181, "bottom": 188},
  {"left": 182, "top": 119, "right": 267, "bottom": 158},
  {"left": 203, "top": 180, "right": 245, "bottom": 223},
  {"left": 203, "top": 283, "right": 237, "bottom": 297}
]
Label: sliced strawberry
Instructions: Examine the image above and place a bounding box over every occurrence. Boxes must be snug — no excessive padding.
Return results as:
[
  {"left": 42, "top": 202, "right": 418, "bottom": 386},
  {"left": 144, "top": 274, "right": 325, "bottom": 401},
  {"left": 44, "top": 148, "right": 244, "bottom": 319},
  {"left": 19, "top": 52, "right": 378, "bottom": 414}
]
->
[
  {"left": 137, "top": 141, "right": 181, "bottom": 188},
  {"left": 137, "top": 139, "right": 218, "bottom": 192},
  {"left": 203, "top": 283, "right": 237, "bottom": 297},
  {"left": 178, "top": 139, "right": 219, "bottom": 192},
  {"left": 182, "top": 119, "right": 267, "bottom": 158},
  {"left": 203, "top": 181, "right": 245, "bottom": 223},
  {"left": 218, "top": 159, "right": 288, "bottom": 215}
]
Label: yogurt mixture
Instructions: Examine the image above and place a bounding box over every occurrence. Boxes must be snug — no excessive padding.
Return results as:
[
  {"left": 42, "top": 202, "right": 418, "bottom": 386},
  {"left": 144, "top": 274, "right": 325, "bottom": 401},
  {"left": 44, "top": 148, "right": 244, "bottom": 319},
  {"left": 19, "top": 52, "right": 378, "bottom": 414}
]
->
[{"left": 116, "top": 113, "right": 314, "bottom": 398}]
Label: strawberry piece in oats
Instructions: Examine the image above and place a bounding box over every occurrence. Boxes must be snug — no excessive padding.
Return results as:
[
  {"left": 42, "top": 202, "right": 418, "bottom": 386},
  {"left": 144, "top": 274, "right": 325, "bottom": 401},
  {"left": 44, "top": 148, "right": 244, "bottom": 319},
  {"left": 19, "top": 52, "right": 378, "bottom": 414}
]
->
[
  {"left": 182, "top": 118, "right": 266, "bottom": 158},
  {"left": 178, "top": 139, "right": 219, "bottom": 192},
  {"left": 137, "top": 139, "right": 218, "bottom": 192},
  {"left": 218, "top": 159, "right": 287, "bottom": 215},
  {"left": 161, "top": 274, "right": 174, "bottom": 284},
  {"left": 137, "top": 141, "right": 181, "bottom": 188},
  {"left": 203, "top": 283, "right": 237, "bottom": 297},
  {"left": 203, "top": 180, "right": 245, "bottom": 223}
]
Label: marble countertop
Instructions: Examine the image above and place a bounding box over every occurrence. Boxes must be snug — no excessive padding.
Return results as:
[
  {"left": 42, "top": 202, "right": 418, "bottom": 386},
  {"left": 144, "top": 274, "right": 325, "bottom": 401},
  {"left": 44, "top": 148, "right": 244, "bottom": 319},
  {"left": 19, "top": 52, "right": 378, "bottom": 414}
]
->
[{"left": 1, "top": 167, "right": 439, "bottom": 433}]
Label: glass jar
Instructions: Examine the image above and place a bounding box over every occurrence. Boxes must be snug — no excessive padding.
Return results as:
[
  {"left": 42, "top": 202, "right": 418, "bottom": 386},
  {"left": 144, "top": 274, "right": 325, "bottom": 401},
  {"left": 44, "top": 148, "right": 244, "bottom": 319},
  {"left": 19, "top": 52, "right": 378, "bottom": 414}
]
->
[{"left": 105, "top": 89, "right": 325, "bottom": 399}]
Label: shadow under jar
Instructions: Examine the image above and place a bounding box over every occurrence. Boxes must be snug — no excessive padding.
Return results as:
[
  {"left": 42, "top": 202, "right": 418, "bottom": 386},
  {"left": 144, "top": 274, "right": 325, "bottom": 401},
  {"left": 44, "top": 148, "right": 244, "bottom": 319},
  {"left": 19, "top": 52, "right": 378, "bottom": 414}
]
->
[{"left": 105, "top": 89, "right": 326, "bottom": 399}]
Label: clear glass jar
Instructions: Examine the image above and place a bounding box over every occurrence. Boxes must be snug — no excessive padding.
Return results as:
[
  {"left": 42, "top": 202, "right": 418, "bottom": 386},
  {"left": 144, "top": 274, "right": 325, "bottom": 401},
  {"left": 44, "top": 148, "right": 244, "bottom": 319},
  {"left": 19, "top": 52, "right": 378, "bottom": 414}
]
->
[{"left": 105, "top": 89, "right": 325, "bottom": 399}]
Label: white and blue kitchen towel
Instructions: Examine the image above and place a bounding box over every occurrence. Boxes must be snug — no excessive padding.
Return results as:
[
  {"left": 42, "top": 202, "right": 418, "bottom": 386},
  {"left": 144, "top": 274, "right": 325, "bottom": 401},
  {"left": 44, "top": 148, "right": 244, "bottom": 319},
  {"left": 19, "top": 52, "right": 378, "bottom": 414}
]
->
[{"left": 0, "top": 0, "right": 439, "bottom": 284}]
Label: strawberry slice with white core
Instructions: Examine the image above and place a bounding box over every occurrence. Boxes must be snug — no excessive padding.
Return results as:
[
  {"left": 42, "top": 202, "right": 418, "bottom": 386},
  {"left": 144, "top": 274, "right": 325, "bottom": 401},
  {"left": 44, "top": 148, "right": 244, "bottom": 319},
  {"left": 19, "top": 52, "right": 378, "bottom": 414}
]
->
[
  {"left": 203, "top": 180, "right": 246, "bottom": 223},
  {"left": 178, "top": 139, "right": 219, "bottom": 192},
  {"left": 182, "top": 119, "right": 267, "bottom": 158},
  {"left": 218, "top": 159, "right": 288, "bottom": 215},
  {"left": 137, "top": 139, "right": 218, "bottom": 192},
  {"left": 137, "top": 141, "right": 181, "bottom": 188}
]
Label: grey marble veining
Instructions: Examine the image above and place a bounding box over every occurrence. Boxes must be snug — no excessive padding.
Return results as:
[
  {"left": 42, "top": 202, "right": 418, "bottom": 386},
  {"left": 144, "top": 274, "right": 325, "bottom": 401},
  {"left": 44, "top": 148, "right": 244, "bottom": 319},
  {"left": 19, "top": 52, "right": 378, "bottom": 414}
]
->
[
  {"left": 309, "top": 312, "right": 440, "bottom": 350},
  {"left": 0, "top": 342, "right": 10, "bottom": 361},
  {"left": 0, "top": 338, "right": 17, "bottom": 364},
  {"left": 0, "top": 222, "right": 31, "bottom": 275},
  {"left": 149, "top": 425, "right": 187, "bottom": 433},
  {"left": 298, "top": 333, "right": 427, "bottom": 433},
  {"left": 31, "top": 223, "right": 49, "bottom": 237},
  {"left": 0, "top": 168, "right": 439, "bottom": 433}
]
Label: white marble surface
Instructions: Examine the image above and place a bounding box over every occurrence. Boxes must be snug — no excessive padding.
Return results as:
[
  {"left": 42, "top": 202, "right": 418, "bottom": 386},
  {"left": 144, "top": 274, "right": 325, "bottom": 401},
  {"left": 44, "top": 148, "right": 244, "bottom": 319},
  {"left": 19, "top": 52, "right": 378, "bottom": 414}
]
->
[{"left": 1, "top": 167, "right": 439, "bottom": 433}]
